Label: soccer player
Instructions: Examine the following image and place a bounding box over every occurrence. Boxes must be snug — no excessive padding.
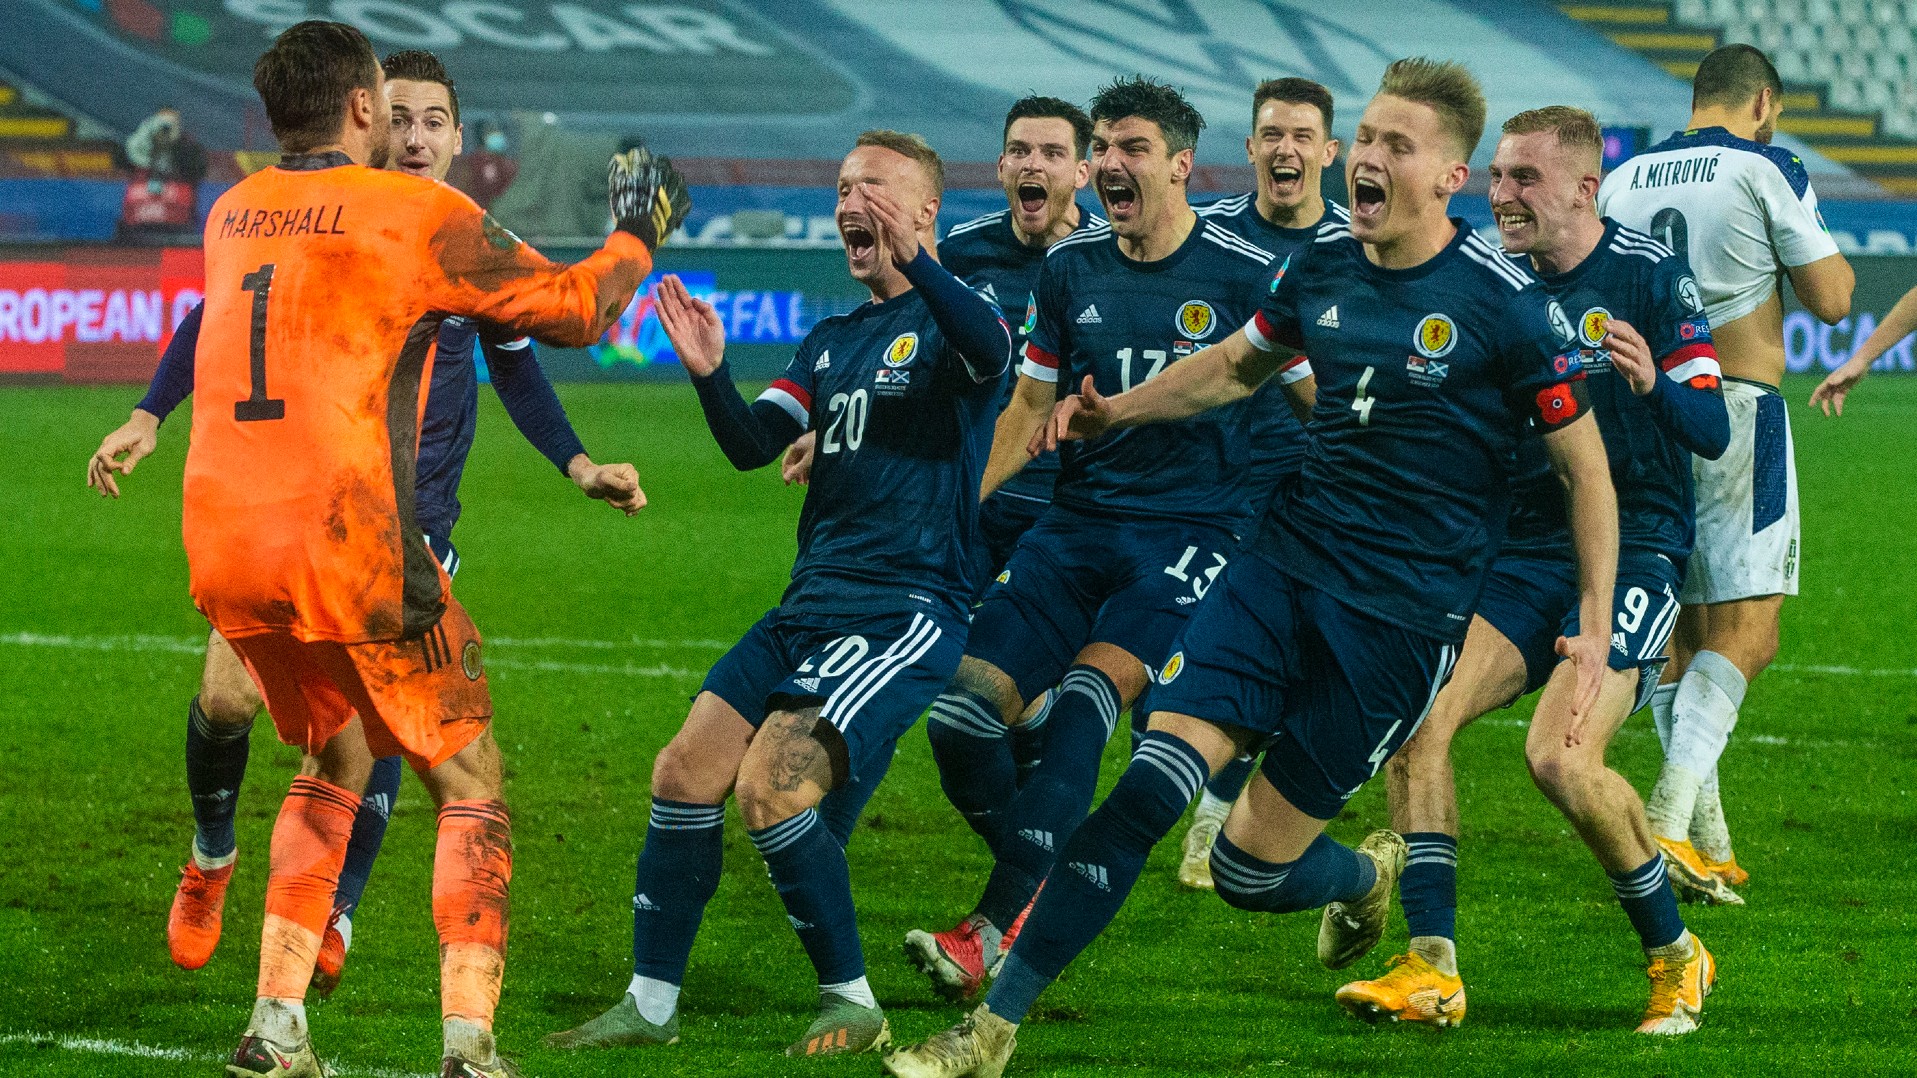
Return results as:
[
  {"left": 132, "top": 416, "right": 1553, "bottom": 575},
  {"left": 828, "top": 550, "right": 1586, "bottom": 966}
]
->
[
  {"left": 1598, "top": 44, "right": 1853, "bottom": 899},
  {"left": 1335, "top": 106, "right": 1729, "bottom": 1034},
  {"left": 84, "top": 48, "right": 640, "bottom": 1000},
  {"left": 883, "top": 58, "right": 1617, "bottom": 1078},
  {"left": 902, "top": 76, "right": 1299, "bottom": 1002},
  {"left": 942, "top": 95, "right": 1097, "bottom": 584},
  {"left": 177, "top": 21, "right": 675, "bottom": 1077},
  {"left": 791, "top": 95, "right": 1101, "bottom": 845},
  {"left": 543, "top": 131, "right": 1009, "bottom": 1058},
  {"left": 1176, "top": 76, "right": 1348, "bottom": 890}
]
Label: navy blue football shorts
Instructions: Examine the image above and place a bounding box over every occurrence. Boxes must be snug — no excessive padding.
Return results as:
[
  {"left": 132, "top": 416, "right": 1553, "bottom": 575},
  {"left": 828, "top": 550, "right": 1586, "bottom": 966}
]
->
[
  {"left": 1472, "top": 550, "right": 1579, "bottom": 700},
  {"left": 967, "top": 505, "right": 1238, "bottom": 704},
  {"left": 1562, "top": 547, "right": 1683, "bottom": 713},
  {"left": 973, "top": 490, "right": 1050, "bottom": 602},
  {"left": 701, "top": 605, "right": 966, "bottom": 784},
  {"left": 424, "top": 533, "right": 460, "bottom": 579},
  {"left": 1147, "top": 553, "right": 1459, "bottom": 820}
]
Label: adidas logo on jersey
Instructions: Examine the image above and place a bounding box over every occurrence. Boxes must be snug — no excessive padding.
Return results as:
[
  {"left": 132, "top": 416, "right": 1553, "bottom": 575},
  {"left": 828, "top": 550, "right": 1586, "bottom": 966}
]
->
[
  {"left": 795, "top": 676, "right": 821, "bottom": 692},
  {"left": 1069, "top": 861, "right": 1111, "bottom": 892},
  {"left": 1076, "top": 304, "right": 1103, "bottom": 324},
  {"left": 1016, "top": 828, "right": 1054, "bottom": 852},
  {"left": 1317, "top": 305, "right": 1341, "bottom": 328},
  {"left": 1612, "top": 631, "right": 1629, "bottom": 654},
  {"left": 814, "top": 350, "right": 831, "bottom": 372},
  {"left": 633, "top": 893, "right": 662, "bottom": 911}
]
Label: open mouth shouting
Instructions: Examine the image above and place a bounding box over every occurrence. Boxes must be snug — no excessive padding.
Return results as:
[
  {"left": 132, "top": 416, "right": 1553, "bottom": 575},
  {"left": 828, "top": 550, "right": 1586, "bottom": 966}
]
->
[
  {"left": 1099, "top": 174, "right": 1139, "bottom": 218},
  {"left": 840, "top": 219, "right": 878, "bottom": 264},
  {"left": 1016, "top": 181, "right": 1049, "bottom": 215},
  {"left": 1266, "top": 161, "right": 1304, "bottom": 200},
  {"left": 1349, "top": 174, "right": 1387, "bottom": 228},
  {"left": 397, "top": 154, "right": 434, "bottom": 177}
]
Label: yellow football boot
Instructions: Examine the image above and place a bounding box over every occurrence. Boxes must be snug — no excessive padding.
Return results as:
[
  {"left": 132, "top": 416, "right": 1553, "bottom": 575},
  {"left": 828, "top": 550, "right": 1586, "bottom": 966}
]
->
[
  {"left": 1637, "top": 934, "right": 1715, "bottom": 1035},
  {"left": 1705, "top": 853, "right": 1748, "bottom": 888},
  {"left": 1656, "top": 836, "right": 1743, "bottom": 905},
  {"left": 1335, "top": 952, "right": 1466, "bottom": 1028}
]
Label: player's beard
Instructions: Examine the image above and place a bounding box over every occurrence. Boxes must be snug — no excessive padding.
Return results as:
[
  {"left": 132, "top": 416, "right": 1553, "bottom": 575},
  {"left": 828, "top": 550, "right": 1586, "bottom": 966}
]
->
[{"left": 367, "top": 138, "right": 392, "bottom": 170}]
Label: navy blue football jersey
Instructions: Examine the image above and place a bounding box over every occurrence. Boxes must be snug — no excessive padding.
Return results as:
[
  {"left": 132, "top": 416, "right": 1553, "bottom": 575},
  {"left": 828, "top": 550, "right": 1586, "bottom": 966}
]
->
[
  {"left": 1245, "top": 220, "right": 1588, "bottom": 642},
  {"left": 756, "top": 290, "right": 1004, "bottom": 620},
  {"left": 412, "top": 317, "right": 508, "bottom": 540},
  {"left": 1197, "top": 195, "right": 1349, "bottom": 506},
  {"left": 941, "top": 206, "right": 1103, "bottom": 505},
  {"left": 1501, "top": 220, "right": 1723, "bottom": 563},
  {"left": 1022, "top": 218, "right": 1279, "bottom": 527}
]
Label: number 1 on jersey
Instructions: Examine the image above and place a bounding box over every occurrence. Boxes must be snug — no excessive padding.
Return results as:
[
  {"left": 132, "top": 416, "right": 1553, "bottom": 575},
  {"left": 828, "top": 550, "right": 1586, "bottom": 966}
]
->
[{"left": 234, "top": 264, "right": 286, "bottom": 422}]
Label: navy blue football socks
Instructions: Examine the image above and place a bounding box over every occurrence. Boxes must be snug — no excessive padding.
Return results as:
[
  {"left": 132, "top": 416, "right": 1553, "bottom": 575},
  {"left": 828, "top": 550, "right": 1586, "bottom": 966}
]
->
[
  {"left": 1610, "top": 854, "right": 1687, "bottom": 950},
  {"left": 975, "top": 666, "right": 1118, "bottom": 930},
  {"left": 984, "top": 730, "right": 1208, "bottom": 1023},
  {"left": 749, "top": 808, "right": 867, "bottom": 985},
  {"left": 1399, "top": 831, "right": 1459, "bottom": 941},
  {"left": 630, "top": 798, "right": 725, "bottom": 984},
  {"left": 332, "top": 755, "right": 402, "bottom": 918},
  {"left": 184, "top": 695, "right": 251, "bottom": 860},
  {"left": 1204, "top": 754, "right": 1257, "bottom": 804},
  {"left": 927, "top": 686, "right": 1019, "bottom": 855},
  {"left": 1210, "top": 831, "right": 1374, "bottom": 913}
]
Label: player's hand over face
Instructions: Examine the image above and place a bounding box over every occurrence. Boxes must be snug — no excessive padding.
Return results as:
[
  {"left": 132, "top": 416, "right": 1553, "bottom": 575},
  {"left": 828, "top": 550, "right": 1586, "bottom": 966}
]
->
[
  {"left": 1032, "top": 375, "right": 1117, "bottom": 456},
  {"left": 781, "top": 430, "right": 816, "bottom": 486},
  {"left": 1601, "top": 318, "right": 1656, "bottom": 396},
  {"left": 859, "top": 182, "right": 922, "bottom": 267},
  {"left": 1810, "top": 354, "right": 1870, "bottom": 417},
  {"left": 653, "top": 275, "right": 726, "bottom": 377},
  {"left": 570, "top": 457, "right": 647, "bottom": 515},
  {"left": 1554, "top": 628, "right": 1609, "bottom": 746},
  {"left": 87, "top": 410, "right": 160, "bottom": 498},
  {"left": 608, "top": 144, "right": 692, "bottom": 252}
]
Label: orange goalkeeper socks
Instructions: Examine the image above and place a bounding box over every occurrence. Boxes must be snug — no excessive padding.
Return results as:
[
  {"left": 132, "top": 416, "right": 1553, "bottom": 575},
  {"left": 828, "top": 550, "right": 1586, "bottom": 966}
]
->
[
  {"left": 258, "top": 776, "right": 360, "bottom": 1002},
  {"left": 433, "top": 799, "right": 513, "bottom": 1028}
]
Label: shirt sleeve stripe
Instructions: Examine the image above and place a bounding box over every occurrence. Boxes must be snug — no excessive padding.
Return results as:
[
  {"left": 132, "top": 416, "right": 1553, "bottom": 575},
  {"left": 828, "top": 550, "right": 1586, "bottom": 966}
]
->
[
  {"left": 1658, "top": 341, "right": 1719, "bottom": 373},
  {"left": 1019, "top": 341, "right": 1060, "bottom": 382},
  {"left": 1277, "top": 354, "right": 1313, "bottom": 384},
  {"left": 1244, "top": 311, "right": 1278, "bottom": 353},
  {"left": 758, "top": 380, "right": 811, "bottom": 426}
]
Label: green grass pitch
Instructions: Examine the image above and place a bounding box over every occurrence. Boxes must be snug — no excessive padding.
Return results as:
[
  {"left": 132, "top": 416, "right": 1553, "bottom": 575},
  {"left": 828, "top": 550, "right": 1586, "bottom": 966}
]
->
[{"left": 1, "top": 377, "right": 1912, "bottom": 1077}]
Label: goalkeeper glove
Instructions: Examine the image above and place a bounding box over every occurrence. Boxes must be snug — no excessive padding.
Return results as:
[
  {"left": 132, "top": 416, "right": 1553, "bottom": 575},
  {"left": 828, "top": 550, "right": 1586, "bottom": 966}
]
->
[{"left": 608, "top": 144, "right": 691, "bottom": 252}]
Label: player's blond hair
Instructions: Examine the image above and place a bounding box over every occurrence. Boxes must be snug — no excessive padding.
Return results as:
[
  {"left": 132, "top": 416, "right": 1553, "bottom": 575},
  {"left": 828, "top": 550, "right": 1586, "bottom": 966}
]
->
[
  {"left": 856, "top": 130, "right": 944, "bottom": 197},
  {"left": 1376, "top": 57, "right": 1486, "bottom": 162},
  {"left": 1502, "top": 106, "right": 1604, "bottom": 173}
]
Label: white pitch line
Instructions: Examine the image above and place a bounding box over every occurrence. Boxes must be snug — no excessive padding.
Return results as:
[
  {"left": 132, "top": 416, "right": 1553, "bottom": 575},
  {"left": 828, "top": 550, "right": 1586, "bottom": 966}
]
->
[
  {"left": 490, "top": 635, "right": 731, "bottom": 650},
  {"left": 486, "top": 656, "right": 700, "bottom": 679},
  {"left": 0, "top": 1032, "right": 431, "bottom": 1078},
  {"left": 1774, "top": 662, "right": 1917, "bottom": 678}
]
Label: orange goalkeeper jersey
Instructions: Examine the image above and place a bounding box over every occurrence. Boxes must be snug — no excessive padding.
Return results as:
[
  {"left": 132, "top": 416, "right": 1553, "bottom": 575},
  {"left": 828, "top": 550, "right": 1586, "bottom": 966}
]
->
[{"left": 184, "top": 151, "right": 649, "bottom": 644}]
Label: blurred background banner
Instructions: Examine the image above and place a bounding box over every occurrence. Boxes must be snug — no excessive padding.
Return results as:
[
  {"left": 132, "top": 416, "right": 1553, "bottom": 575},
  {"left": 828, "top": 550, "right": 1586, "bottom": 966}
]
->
[{"left": 6, "top": 0, "right": 1917, "bottom": 379}]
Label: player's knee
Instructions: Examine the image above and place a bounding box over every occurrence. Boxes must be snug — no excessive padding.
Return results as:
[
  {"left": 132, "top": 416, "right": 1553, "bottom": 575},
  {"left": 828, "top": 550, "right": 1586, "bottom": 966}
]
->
[
  {"left": 733, "top": 774, "right": 812, "bottom": 832},
  {"left": 650, "top": 736, "right": 728, "bottom": 805},
  {"left": 1523, "top": 741, "right": 1593, "bottom": 806},
  {"left": 198, "top": 681, "right": 260, "bottom": 727},
  {"left": 952, "top": 658, "right": 1021, "bottom": 724}
]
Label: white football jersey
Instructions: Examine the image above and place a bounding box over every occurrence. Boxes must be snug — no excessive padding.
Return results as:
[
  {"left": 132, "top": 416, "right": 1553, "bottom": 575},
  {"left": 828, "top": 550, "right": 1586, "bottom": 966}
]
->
[{"left": 1597, "top": 127, "right": 1839, "bottom": 329}]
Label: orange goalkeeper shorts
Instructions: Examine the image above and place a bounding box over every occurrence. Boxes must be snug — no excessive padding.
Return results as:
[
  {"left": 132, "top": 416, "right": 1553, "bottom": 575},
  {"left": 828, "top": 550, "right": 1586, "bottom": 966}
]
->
[{"left": 226, "top": 597, "right": 493, "bottom": 770}]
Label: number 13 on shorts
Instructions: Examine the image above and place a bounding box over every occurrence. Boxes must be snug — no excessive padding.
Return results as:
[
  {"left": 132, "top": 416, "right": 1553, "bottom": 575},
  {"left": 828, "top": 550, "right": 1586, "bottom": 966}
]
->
[{"left": 1164, "top": 545, "right": 1227, "bottom": 602}]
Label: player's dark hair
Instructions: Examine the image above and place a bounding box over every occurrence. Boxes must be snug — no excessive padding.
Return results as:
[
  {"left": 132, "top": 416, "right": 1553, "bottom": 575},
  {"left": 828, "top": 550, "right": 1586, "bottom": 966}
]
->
[
  {"left": 253, "top": 20, "right": 381, "bottom": 154},
  {"left": 1692, "top": 44, "right": 1782, "bottom": 110},
  {"left": 857, "top": 129, "right": 944, "bottom": 196},
  {"left": 1502, "top": 105, "right": 1603, "bottom": 172},
  {"left": 1003, "top": 95, "right": 1093, "bottom": 159},
  {"left": 1376, "top": 57, "right": 1486, "bottom": 161},
  {"left": 382, "top": 49, "right": 459, "bottom": 125},
  {"left": 1090, "top": 76, "right": 1205, "bottom": 155},
  {"left": 1252, "top": 77, "right": 1334, "bottom": 137}
]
